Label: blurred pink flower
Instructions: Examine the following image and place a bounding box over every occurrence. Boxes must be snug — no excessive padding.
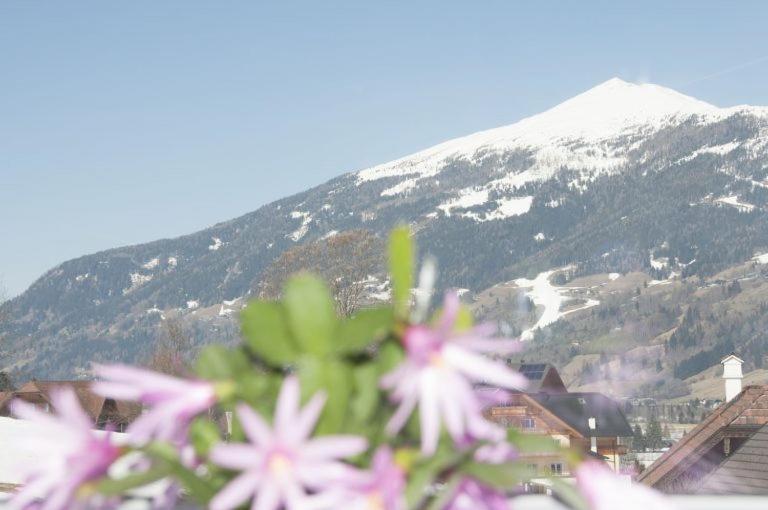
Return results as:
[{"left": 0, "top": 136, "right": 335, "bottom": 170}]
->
[
  {"left": 208, "top": 376, "right": 367, "bottom": 510},
  {"left": 334, "top": 446, "right": 406, "bottom": 510},
  {"left": 381, "top": 292, "right": 527, "bottom": 454},
  {"left": 92, "top": 364, "right": 216, "bottom": 444},
  {"left": 9, "top": 388, "right": 121, "bottom": 510},
  {"left": 575, "top": 461, "right": 675, "bottom": 510},
  {"left": 444, "top": 479, "right": 509, "bottom": 510}
]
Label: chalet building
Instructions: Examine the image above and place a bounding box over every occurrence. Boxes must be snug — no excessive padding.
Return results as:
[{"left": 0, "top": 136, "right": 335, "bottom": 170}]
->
[
  {"left": 0, "top": 380, "right": 140, "bottom": 431},
  {"left": 638, "top": 354, "right": 768, "bottom": 494},
  {"left": 485, "top": 363, "right": 633, "bottom": 476}
]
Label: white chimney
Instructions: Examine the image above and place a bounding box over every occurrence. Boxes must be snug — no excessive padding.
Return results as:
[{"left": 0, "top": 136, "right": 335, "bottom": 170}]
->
[
  {"left": 588, "top": 416, "right": 597, "bottom": 453},
  {"left": 721, "top": 354, "right": 744, "bottom": 402}
]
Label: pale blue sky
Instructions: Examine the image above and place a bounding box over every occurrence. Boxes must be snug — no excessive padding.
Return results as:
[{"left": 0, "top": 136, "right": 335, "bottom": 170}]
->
[{"left": 2, "top": 1, "right": 768, "bottom": 296}]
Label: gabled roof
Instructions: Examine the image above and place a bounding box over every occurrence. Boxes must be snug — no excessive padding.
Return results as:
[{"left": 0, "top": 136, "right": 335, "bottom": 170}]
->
[
  {"left": 721, "top": 353, "right": 744, "bottom": 365},
  {"left": 638, "top": 385, "right": 768, "bottom": 488},
  {"left": 508, "top": 363, "right": 568, "bottom": 394},
  {"left": 530, "top": 392, "right": 633, "bottom": 438},
  {"left": 701, "top": 423, "right": 768, "bottom": 494}
]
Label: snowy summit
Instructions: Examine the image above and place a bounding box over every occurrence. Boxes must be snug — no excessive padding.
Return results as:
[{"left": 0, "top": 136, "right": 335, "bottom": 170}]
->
[{"left": 355, "top": 78, "right": 765, "bottom": 198}]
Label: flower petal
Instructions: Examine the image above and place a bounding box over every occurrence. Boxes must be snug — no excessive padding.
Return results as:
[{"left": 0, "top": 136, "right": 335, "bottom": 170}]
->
[
  {"left": 275, "top": 376, "right": 301, "bottom": 432},
  {"left": 418, "top": 370, "right": 441, "bottom": 455},
  {"left": 289, "top": 392, "right": 326, "bottom": 442},
  {"left": 303, "top": 436, "right": 367, "bottom": 460},
  {"left": 385, "top": 391, "right": 417, "bottom": 436},
  {"left": 236, "top": 403, "right": 274, "bottom": 447},
  {"left": 210, "top": 444, "right": 262, "bottom": 470},
  {"left": 444, "top": 345, "right": 527, "bottom": 390},
  {"left": 436, "top": 292, "right": 460, "bottom": 337},
  {"left": 210, "top": 470, "right": 261, "bottom": 510}
]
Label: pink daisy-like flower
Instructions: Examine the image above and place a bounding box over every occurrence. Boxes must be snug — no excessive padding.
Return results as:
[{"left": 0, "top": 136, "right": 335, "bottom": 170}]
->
[
  {"left": 381, "top": 292, "right": 527, "bottom": 455},
  {"left": 208, "top": 376, "right": 367, "bottom": 510},
  {"left": 92, "top": 364, "right": 217, "bottom": 444},
  {"left": 444, "top": 478, "right": 509, "bottom": 510},
  {"left": 334, "top": 446, "right": 406, "bottom": 510},
  {"left": 9, "top": 388, "right": 121, "bottom": 510},
  {"left": 575, "top": 461, "right": 675, "bottom": 510}
]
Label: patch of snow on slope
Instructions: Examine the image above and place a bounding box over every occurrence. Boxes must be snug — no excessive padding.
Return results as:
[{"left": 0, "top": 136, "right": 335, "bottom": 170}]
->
[
  {"left": 75, "top": 273, "right": 90, "bottom": 282},
  {"left": 321, "top": 230, "right": 339, "bottom": 240},
  {"left": 123, "top": 273, "right": 153, "bottom": 294},
  {"left": 650, "top": 255, "right": 669, "bottom": 270},
  {"left": 167, "top": 256, "right": 178, "bottom": 268},
  {"left": 716, "top": 195, "right": 755, "bottom": 212},
  {"left": 515, "top": 270, "right": 565, "bottom": 341},
  {"left": 208, "top": 238, "right": 223, "bottom": 251},
  {"left": 534, "top": 233, "right": 546, "bottom": 242},
  {"left": 515, "top": 268, "right": 600, "bottom": 341},
  {"left": 752, "top": 253, "right": 768, "bottom": 264},
  {"left": 142, "top": 258, "right": 160, "bottom": 270},
  {"left": 187, "top": 300, "right": 199, "bottom": 310},
  {"left": 678, "top": 141, "right": 742, "bottom": 163},
  {"left": 288, "top": 211, "right": 312, "bottom": 241},
  {"left": 483, "top": 196, "right": 534, "bottom": 220},
  {"left": 438, "top": 188, "right": 489, "bottom": 216},
  {"left": 609, "top": 273, "right": 620, "bottom": 280}
]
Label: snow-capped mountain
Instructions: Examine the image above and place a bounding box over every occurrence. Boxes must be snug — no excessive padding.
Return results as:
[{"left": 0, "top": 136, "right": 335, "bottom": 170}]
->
[{"left": 4, "top": 78, "right": 768, "bottom": 379}]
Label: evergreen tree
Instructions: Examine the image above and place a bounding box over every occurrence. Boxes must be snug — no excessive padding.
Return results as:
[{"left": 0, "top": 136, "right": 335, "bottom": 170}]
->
[
  {"left": 633, "top": 423, "right": 646, "bottom": 452},
  {"left": 646, "top": 417, "right": 663, "bottom": 451},
  {"left": 0, "top": 371, "right": 13, "bottom": 392}
]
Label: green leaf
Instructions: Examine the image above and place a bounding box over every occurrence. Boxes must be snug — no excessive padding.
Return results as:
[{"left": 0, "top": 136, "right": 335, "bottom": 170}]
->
[
  {"left": 96, "top": 465, "right": 172, "bottom": 496},
  {"left": 283, "top": 274, "right": 338, "bottom": 357},
  {"left": 241, "top": 300, "right": 298, "bottom": 365},
  {"left": 189, "top": 417, "right": 222, "bottom": 456},
  {"left": 336, "top": 306, "right": 394, "bottom": 354},
  {"left": 549, "top": 477, "right": 590, "bottom": 510},
  {"left": 195, "top": 345, "right": 249, "bottom": 380},
  {"left": 405, "top": 445, "right": 464, "bottom": 508},
  {"left": 350, "top": 363, "right": 380, "bottom": 425},
  {"left": 298, "top": 356, "right": 353, "bottom": 434},
  {"left": 462, "top": 461, "right": 534, "bottom": 489},
  {"left": 388, "top": 227, "right": 414, "bottom": 320},
  {"left": 424, "top": 472, "right": 462, "bottom": 510},
  {"left": 146, "top": 443, "right": 218, "bottom": 503},
  {"left": 376, "top": 340, "right": 405, "bottom": 376}
]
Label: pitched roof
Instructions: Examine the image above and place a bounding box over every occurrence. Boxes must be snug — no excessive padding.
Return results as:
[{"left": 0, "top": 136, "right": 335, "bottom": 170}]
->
[
  {"left": 638, "top": 385, "right": 768, "bottom": 488},
  {"left": 530, "top": 392, "right": 633, "bottom": 438},
  {"left": 508, "top": 363, "right": 567, "bottom": 393},
  {"left": 700, "top": 423, "right": 768, "bottom": 494}
]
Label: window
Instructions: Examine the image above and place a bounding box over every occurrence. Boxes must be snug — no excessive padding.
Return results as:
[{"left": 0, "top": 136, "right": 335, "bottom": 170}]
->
[
  {"left": 521, "top": 417, "right": 535, "bottom": 430},
  {"left": 549, "top": 463, "right": 563, "bottom": 475}
]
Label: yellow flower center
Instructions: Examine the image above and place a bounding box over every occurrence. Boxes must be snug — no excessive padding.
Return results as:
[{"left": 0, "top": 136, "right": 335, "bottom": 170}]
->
[
  {"left": 268, "top": 453, "right": 292, "bottom": 476},
  {"left": 429, "top": 351, "right": 445, "bottom": 367},
  {"left": 366, "top": 491, "right": 385, "bottom": 510}
]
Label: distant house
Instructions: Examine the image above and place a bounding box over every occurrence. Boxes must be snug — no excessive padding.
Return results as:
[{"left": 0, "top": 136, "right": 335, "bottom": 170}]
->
[
  {"left": 0, "top": 380, "right": 140, "bottom": 431},
  {"left": 484, "top": 363, "right": 633, "bottom": 476},
  {"left": 638, "top": 355, "right": 768, "bottom": 493}
]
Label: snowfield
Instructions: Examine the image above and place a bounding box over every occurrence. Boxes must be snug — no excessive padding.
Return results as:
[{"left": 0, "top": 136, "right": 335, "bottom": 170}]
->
[
  {"left": 354, "top": 78, "right": 768, "bottom": 200},
  {"left": 514, "top": 269, "right": 601, "bottom": 341}
]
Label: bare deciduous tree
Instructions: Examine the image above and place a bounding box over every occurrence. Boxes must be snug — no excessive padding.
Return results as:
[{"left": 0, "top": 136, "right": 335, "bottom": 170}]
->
[
  {"left": 258, "top": 229, "right": 385, "bottom": 316},
  {"left": 147, "top": 317, "right": 193, "bottom": 376}
]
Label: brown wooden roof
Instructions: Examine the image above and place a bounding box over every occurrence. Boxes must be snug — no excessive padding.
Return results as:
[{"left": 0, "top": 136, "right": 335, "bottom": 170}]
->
[
  {"left": 700, "top": 423, "right": 768, "bottom": 494},
  {"left": 638, "top": 385, "right": 768, "bottom": 489}
]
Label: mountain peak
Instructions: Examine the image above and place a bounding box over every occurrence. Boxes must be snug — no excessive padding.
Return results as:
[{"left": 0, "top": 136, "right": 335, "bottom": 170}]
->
[{"left": 357, "top": 78, "right": 725, "bottom": 187}]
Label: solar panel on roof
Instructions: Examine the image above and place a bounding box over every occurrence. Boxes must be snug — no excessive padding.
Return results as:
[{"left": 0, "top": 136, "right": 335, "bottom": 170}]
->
[{"left": 519, "top": 364, "right": 547, "bottom": 380}]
